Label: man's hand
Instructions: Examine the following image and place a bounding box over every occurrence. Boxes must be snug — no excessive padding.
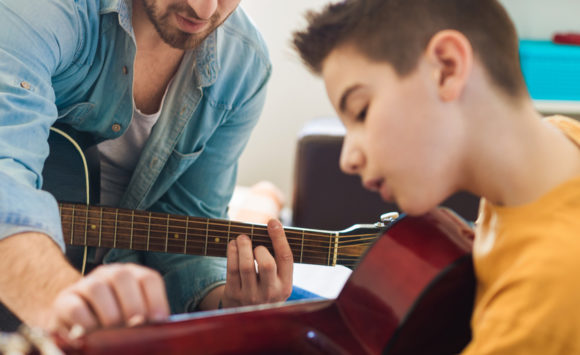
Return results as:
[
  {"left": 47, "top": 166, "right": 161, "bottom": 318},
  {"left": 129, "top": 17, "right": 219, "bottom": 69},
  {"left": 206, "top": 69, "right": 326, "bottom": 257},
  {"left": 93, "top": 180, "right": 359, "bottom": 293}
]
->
[
  {"left": 48, "top": 264, "right": 170, "bottom": 336},
  {"left": 221, "top": 219, "right": 293, "bottom": 307}
]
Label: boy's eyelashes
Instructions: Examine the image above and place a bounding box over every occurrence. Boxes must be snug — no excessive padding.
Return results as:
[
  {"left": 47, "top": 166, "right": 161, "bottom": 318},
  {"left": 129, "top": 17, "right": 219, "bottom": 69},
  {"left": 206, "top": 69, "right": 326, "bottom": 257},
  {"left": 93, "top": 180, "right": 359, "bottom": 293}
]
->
[{"left": 356, "top": 105, "right": 368, "bottom": 122}]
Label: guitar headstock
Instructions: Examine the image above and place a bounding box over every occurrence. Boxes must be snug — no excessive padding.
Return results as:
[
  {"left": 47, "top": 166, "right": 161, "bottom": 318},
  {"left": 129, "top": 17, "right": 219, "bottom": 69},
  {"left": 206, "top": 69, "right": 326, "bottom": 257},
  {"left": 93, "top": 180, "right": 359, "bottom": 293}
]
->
[{"left": 336, "top": 212, "right": 400, "bottom": 269}]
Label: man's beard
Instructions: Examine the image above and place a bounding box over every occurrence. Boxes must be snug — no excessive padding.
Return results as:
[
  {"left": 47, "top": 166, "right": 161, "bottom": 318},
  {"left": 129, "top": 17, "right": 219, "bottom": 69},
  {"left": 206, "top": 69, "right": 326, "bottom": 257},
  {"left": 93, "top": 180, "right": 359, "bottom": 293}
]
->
[{"left": 141, "top": 0, "right": 221, "bottom": 50}]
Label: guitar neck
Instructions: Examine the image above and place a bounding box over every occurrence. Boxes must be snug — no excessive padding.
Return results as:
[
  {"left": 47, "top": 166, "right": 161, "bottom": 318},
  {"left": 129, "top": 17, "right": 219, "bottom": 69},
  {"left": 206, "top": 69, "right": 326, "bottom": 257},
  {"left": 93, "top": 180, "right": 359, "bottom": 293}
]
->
[{"left": 59, "top": 203, "right": 344, "bottom": 266}]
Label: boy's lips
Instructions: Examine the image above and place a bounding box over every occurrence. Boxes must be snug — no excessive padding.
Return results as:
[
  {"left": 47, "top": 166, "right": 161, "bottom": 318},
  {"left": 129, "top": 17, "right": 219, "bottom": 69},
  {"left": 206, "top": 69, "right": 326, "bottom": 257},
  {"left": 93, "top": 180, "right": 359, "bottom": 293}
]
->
[
  {"left": 365, "top": 178, "right": 394, "bottom": 202},
  {"left": 363, "top": 178, "right": 384, "bottom": 192}
]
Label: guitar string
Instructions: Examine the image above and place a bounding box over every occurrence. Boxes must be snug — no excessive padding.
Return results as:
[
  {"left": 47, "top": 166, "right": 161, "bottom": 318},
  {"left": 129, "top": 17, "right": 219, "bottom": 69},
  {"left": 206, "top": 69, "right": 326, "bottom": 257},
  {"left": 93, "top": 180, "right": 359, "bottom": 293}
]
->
[
  {"left": 58, "top": 205, "right": 381, "bottom": 244},
  {"left": 63, "top": 222, "right": 378, "bottom": 252},
  {"left": 62, "top": 217, "right": 372, "bottom": 261},
  {"left": 64, "top": 219, "right": 378, "bottom": 246},
  {"left": 64, "top": 226, "right": 373, "bottom": 258},
  {"left": 64, "top": 234, "right": 362, "bottom": 266}
]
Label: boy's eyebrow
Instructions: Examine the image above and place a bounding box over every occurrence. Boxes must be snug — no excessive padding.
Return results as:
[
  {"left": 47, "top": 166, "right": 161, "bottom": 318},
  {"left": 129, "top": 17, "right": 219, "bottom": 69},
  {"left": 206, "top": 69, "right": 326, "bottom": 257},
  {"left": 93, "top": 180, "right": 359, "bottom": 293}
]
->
[{"left": 339, "top": 84, "right": 362, "bottom": 113}]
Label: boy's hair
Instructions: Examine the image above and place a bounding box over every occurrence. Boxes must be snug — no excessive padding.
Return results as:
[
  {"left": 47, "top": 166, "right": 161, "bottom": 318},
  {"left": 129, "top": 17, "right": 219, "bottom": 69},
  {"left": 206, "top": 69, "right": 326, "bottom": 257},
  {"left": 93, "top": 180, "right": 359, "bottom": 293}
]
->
[{"left": 293, "top": 0, "right": 526, "bottom": 97}]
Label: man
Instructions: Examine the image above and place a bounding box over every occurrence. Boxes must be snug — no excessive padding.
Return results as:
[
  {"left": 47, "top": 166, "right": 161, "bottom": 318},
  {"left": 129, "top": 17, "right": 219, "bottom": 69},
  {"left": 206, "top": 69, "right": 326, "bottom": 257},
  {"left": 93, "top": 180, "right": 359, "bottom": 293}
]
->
[
  {"left": 293, "top": 0, "right": 580, "bottom": 353},
  {"left": 0, "top": 0, "right": 293, "bottom": 335}
]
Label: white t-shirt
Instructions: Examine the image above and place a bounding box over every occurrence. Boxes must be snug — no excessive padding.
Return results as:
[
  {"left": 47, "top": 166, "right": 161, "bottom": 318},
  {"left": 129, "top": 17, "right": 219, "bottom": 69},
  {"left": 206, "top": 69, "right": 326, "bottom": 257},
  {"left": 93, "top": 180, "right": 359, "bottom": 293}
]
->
[{"left": 98, "top": 82, "right": 173, "bottom": 207}]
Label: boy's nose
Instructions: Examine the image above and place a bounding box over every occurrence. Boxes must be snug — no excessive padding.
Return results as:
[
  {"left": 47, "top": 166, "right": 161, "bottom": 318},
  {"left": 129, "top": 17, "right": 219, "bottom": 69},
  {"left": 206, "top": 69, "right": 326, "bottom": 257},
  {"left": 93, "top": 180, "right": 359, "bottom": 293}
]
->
[
  {"left": 339, "top": 139, "right": 364, "bottom": 175},
  {"left": 186, "top": 0, "right": 218, "bottom": 20}
]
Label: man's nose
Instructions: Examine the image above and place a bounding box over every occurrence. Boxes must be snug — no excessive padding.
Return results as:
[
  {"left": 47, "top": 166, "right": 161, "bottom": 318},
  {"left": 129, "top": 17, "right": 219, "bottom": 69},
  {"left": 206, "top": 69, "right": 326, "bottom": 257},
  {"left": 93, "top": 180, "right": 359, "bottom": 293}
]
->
[{"left": 187, "top": 0, "right": 218, "bottom": 20}]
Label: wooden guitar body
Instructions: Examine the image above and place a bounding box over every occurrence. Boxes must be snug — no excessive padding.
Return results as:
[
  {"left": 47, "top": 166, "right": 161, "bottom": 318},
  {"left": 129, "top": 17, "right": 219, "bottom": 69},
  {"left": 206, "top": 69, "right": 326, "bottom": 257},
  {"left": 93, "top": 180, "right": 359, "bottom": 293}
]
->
[{"left": 63, "top": 209, "right": 475, "bottom": 355}]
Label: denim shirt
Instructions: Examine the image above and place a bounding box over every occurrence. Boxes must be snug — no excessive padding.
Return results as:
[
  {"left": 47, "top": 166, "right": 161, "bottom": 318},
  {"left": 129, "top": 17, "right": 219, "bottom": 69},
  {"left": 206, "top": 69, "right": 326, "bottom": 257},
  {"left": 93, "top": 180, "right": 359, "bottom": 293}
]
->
[{"left": 0, "top": 0, "right": 271, "bottom": 252}]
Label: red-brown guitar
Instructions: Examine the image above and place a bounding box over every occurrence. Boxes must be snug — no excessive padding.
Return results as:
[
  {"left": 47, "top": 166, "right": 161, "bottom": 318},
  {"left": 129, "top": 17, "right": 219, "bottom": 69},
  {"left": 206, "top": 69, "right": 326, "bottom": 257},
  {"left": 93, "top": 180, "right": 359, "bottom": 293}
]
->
[{"left": 54, "top": 208, "right": 474, "bottom": 355}]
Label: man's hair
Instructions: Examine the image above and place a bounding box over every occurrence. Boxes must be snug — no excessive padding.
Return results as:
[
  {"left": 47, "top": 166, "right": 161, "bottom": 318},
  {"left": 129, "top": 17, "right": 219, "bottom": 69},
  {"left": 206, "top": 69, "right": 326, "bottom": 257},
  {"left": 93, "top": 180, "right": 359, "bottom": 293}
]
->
[{"left": 293, "top": 0, "right": 526, "bottom": 97}]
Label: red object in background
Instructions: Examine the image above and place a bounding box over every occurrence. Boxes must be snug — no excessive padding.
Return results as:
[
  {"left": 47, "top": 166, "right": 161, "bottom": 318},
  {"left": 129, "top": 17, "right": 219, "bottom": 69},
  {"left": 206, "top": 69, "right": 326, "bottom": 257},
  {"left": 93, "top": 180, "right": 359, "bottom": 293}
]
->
[{"left": 553, "top": 33, "right": 580, "bottom": 45}]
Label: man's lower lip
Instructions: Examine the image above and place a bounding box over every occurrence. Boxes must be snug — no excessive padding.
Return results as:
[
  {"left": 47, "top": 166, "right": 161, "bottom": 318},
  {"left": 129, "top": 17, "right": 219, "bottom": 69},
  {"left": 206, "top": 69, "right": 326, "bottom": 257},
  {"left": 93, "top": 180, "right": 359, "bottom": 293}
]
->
[{"left": 175, "top": 14, "right": 207, "bottom": 33}]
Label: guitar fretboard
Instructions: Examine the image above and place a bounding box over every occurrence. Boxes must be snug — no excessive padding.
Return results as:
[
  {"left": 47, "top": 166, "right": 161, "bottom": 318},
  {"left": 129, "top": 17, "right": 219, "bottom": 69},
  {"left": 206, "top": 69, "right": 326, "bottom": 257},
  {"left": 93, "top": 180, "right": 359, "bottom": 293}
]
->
[{"left": 59, "top": 203, "right": 343, "bottom": 266}]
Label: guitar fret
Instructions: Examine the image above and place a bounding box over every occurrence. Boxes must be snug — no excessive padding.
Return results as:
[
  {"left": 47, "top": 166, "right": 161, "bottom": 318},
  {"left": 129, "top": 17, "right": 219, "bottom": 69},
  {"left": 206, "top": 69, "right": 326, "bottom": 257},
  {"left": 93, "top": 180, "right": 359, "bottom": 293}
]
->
[
  {"left": 165, "top": 214, "right": 169, "bottom": 253},
  {"left": 250, "top": 224, "right": 254, "bottom": 242},
  {"left": 204, "top": 219, "right": 209, "bottom": 256},
  {"left": 98, "top": 207, "right": 103, "bottom": 247},
  {"left": 327, "top": 234, "right": 332, "bottom": 266},
  {"left": 332, "top": 233, "right": 339, "bottom": 267},
  {"left": 300, "top": 230, "right": 305, "bottom": 264},
  {"left": 130, "top": 210, "right": 134, "bottom": 250},
  {"left": 147, "top": 212, "right": 152, "bottom": 251},
  {"left": 84, "top": 205, "right": 89, "bottom": 246},
  {"left": 227, "top": 220, "right": 231, "bottom": 245},
  {"left": 113, "top": 209, "right": 118, "bottom": 248},
  {"left": 184, "top": 217, "right": 189, "bottom": 254},
  {"left": 70, "top": 204, "right": 75, "bottom": 244}
]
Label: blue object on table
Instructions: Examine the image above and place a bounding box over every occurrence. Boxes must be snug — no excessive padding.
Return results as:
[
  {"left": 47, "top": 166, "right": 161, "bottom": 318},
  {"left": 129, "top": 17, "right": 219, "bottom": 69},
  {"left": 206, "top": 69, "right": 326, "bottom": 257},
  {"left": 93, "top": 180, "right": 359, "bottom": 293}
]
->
[
  {"left": 519, "top": 39, "right": 580, "bottom": 101},
  {"left": 288, "top": 285, "right": 324, "bottom": 301}
]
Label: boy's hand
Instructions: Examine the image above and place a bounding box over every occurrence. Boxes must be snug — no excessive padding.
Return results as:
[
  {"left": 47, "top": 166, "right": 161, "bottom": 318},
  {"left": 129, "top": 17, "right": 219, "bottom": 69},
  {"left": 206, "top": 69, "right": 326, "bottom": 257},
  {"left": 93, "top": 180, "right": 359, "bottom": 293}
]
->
[{"left": 222, "top": 219, "right": 293, "bottom": 307}]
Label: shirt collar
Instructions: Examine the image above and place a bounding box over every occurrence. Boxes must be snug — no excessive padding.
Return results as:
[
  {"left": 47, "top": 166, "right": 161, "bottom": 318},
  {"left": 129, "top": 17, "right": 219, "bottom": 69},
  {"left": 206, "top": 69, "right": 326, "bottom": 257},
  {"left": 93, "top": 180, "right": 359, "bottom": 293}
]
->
[{"left": 100, "top": 0, "right": 218, "bottom": 87}]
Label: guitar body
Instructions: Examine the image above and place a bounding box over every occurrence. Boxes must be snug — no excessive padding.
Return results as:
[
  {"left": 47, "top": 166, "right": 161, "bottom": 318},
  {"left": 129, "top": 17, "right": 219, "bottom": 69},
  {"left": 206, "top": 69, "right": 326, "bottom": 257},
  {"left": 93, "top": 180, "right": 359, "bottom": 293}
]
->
[{"left": 63, "top": 209, "right": 475, "bottom": 355}]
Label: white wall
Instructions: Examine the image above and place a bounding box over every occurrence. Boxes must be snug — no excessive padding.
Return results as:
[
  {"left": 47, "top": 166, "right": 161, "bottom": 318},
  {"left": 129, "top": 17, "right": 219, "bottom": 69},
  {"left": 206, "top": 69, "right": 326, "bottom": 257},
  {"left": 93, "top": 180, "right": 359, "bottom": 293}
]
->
[
  {"left": 500, "top": 0, "right": 580, "bottom": 39},
  {"left": 237, "top": 1, "right": 580, "bottom": 204},
  {"left": 237, "top": 1, "right": 335, "bottom": 204}
]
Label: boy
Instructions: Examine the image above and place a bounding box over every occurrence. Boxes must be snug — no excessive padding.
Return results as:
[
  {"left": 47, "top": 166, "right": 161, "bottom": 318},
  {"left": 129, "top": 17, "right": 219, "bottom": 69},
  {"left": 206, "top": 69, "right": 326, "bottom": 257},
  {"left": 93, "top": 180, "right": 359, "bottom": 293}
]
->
[{"left": 293, "top": 0, "right": 580, "bottom": 353}]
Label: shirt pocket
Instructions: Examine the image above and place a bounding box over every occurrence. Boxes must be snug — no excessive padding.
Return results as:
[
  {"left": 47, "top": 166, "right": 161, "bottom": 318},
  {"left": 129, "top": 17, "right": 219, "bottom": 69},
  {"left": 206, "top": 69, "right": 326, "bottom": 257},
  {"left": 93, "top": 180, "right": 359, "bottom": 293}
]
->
[
  {"left": 56, "top": 102, "right": 94, "bottom": 126},
  {"left": 163, "top": 145, "right": 205, "bottom": 178}
]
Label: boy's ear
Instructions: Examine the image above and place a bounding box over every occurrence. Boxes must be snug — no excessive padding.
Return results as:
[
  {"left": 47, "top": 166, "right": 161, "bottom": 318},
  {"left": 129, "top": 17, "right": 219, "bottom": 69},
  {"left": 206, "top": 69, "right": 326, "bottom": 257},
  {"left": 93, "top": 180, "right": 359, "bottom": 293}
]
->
[{"left": 425, "top": 30, "right": 473, "bottom": 102}]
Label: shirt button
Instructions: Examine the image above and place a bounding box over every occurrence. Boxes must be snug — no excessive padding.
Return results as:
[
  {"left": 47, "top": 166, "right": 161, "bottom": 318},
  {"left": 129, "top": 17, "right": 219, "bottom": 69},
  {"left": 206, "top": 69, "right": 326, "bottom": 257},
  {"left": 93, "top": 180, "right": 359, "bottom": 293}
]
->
[
  {"left": 122, "top": 66, "right": 128, "bottom": 75},
  {"left": 111, "top": 123, "right": 122, "bottom": 132},
  {"left": 20, "top": 81, "right": 31, "bottom": 90}
]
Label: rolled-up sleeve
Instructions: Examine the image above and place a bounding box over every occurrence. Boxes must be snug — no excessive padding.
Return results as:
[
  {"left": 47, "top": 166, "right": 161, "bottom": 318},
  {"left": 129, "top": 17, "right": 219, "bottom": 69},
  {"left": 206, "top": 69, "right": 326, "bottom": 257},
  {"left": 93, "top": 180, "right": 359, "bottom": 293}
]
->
[{"left": 0, "top": 0, "right": 82, "bottom": 250}]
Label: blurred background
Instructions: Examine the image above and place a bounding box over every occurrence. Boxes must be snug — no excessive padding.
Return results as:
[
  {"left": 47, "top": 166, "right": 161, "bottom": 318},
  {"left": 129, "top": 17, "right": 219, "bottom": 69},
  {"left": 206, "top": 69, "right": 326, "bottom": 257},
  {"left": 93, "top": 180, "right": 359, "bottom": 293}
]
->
[{"left": 237, "top": 0, "right": 580, "bottom": 213}]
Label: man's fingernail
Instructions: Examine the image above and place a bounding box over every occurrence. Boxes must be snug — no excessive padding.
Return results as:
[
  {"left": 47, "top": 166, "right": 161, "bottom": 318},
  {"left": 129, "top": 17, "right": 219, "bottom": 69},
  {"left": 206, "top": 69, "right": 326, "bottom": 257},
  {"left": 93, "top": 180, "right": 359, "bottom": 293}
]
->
[
  {"left": 68, "top": 324, "right": 85, "bottom": 339},
  {"left": 127, "top": 314, "right": 145, "bottom": 327}
]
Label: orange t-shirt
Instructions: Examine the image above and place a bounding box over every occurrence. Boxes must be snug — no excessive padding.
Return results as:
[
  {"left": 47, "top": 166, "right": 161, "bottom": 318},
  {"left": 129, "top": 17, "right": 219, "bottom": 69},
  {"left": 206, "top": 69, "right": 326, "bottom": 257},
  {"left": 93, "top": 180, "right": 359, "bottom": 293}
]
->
[{"left": 462, "top": 116, "right": 580, "bottom": 354}]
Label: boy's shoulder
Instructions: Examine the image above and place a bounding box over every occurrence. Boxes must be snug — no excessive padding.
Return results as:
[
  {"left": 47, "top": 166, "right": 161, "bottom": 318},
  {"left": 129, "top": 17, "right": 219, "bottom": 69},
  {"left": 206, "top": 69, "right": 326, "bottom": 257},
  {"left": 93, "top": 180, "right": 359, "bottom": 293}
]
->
[{"left": 544, "top": 115, "right": 580, "bottom": 145}]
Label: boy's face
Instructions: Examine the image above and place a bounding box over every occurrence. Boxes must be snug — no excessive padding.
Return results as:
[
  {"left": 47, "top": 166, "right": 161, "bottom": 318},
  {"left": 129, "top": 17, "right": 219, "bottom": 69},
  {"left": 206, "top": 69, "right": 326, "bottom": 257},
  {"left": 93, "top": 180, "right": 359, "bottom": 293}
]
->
[
  {"left": 141, "top": 0, "right": 240, "bottom": 49},
  {"left": 322, "top": 45, "right": 464, "bottom": 216}
]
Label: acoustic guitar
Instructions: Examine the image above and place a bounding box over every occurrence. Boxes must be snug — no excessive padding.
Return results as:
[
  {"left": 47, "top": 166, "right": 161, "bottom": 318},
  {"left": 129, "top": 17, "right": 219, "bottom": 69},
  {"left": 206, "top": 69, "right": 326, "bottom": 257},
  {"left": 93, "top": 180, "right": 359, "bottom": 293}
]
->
[{"left": 0, "top": 128, "right": 476, "bottom": 354}]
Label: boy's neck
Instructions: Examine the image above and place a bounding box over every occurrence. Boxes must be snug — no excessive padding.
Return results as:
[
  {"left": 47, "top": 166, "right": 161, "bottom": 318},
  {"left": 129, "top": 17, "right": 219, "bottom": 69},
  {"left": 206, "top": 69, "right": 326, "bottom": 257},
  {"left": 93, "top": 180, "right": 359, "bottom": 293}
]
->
[{"left": 463, "top": 92, "right": 580, "bottom": 207}]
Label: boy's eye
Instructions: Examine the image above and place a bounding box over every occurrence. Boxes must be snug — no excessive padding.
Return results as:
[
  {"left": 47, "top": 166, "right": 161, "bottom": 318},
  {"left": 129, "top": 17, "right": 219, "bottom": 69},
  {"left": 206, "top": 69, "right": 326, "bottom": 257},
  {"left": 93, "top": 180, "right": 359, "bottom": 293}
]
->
[{"left": 356, "top": 106, "right": 368, "bottom": 121}]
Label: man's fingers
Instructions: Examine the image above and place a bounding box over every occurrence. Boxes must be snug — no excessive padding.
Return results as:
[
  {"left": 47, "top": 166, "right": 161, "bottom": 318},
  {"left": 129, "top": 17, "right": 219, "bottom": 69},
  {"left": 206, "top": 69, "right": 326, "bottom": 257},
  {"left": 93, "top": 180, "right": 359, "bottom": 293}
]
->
[
  {"left": 103, "top": 266, "right": 148, "bottom": 326},
  {"left": 50, "top": 291, "right": 99, "bottom": 335},
  {"left": 50, "top": 263, "right": 169, "bottom": 335},
  {"left": 267, "top": 219, "right": 293, "bottom": 286},
  {"left": 76, "top": 273, "right": 123, "bottom": 328},
  {"left": 111, "top": 264, "right": 169, "bottom": 324},
  {"left": 132, "top": 266, "right": 170, "bottom": 322}
]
